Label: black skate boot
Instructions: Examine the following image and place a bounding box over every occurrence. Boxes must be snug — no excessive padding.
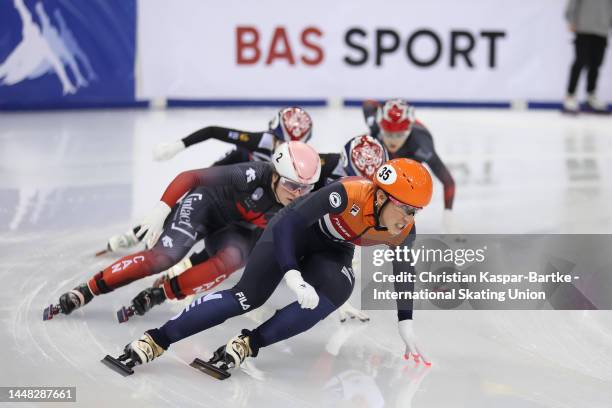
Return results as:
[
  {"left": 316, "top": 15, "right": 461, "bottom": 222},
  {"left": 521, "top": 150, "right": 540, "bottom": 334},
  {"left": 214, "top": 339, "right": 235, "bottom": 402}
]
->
[
  {"left": 44, "top": 283, "right": 93, "bottom": 320},
  {"left": 191, "top": 330, "right": 258, "bottom": 380},
  {"left": 102, "top": 332, "right": 165, "bottom": 376},
  {"left": 116, "top": 287, "right": 167, "bottom": 323},
  {"left": 59, "top": 283, "right": 94, "bottom": 314}
]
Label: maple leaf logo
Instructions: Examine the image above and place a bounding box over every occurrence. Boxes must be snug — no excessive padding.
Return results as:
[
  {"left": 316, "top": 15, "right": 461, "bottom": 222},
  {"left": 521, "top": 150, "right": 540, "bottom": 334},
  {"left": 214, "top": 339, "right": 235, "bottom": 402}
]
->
[{"left": 236, "top": 202, "right": 268, "bottom": 228}]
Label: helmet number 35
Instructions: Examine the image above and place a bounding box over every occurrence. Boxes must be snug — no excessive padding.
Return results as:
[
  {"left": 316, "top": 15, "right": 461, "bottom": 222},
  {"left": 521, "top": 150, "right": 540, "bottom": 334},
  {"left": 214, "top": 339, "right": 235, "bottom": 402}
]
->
[{"left": 376, "top": 165, "right": 397, "bottom": 185}]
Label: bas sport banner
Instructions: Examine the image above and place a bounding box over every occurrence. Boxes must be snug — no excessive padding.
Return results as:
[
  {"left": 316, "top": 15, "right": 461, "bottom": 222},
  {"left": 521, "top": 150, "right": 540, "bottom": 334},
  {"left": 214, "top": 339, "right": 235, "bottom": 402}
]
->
[{"left": 137, "top": 0, "right": 612, "bottom": 104}]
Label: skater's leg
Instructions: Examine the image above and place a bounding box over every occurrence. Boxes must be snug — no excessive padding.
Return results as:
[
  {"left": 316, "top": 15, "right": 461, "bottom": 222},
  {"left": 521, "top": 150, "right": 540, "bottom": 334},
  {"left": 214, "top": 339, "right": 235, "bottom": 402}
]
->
[
  {"left": 163, "top": 227, "right": 255, "bottom": 299},
  {"left": 89, "top": 192, "right": 212, "bottom": 295},
  {"left": 88, "top": 231, "right": 194, "bottom": 295},
  {"left": 56, "top": 192, "right": 213, "bottom": 316},
  {"left": 249, "top": 250, "right": 354, "bottom": 351},
  {"left": 188, "top": 247, "right": 210, "bottom": 265},
  {"left": 163, "top": 246, "right": 245, "bottom": 299},
  {"left": 147, "top": 242, "right": 283, "bottom": 349}
]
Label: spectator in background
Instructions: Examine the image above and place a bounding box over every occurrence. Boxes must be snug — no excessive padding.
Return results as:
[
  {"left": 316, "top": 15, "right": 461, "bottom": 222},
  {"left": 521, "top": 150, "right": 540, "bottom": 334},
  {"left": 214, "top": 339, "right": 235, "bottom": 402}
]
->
[{"left": 563, "top": 0, "right": 612, "bottom": 114}]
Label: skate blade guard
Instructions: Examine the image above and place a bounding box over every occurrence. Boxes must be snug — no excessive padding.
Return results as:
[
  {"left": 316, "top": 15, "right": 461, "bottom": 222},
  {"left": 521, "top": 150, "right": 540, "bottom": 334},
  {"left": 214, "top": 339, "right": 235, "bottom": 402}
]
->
[
  {"left": 190, "top": 358, "right": 231, "bottom": 380},
  {"left": 101, "top": 354, "right": 135, "bottom": 376},
  {"left": 43, "top": 304, "right": 60, "bottom": 321},
  {"left": 116, "top": 306, "right": 135, "bottom": 323}
]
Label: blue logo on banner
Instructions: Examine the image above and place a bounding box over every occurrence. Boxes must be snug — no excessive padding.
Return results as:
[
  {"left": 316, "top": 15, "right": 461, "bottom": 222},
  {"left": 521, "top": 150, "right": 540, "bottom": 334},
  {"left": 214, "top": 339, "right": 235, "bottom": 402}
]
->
[{"left": 0, "top": 0, "right": 136, "bottom": 109}]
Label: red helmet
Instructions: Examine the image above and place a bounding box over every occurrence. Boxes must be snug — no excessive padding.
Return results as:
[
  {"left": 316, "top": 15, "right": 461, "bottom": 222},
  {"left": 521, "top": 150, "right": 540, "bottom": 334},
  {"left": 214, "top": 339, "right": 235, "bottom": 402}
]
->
[{"left": 376, "top": 99, "right": 416, "bottom": 138}]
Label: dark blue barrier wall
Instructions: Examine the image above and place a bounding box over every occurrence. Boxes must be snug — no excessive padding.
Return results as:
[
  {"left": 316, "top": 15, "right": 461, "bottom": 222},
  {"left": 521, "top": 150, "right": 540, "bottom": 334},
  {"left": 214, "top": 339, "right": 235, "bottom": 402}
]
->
[{"left": 0, "top": 0, "right": 137, "bottom": 110}]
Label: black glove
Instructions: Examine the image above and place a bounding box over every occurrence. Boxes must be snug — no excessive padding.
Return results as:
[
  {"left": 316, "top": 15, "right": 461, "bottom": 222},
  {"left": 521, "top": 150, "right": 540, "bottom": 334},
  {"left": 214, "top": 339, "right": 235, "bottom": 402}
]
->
[{"left": 132, "top": 287, "right": 166, "bottom": 315}]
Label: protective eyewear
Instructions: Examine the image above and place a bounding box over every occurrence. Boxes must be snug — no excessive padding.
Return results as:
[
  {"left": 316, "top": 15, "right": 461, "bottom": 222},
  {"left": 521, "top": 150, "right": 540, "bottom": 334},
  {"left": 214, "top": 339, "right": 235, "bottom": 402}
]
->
[
  {"left": 381, "top": 130, "right": 410, "bottom": 140},
  {"left": 388, "top": 195, "right": 421, "bottom": 216},
  {"left": 279, "top": 177, "right": 314, "bottom": 195}
]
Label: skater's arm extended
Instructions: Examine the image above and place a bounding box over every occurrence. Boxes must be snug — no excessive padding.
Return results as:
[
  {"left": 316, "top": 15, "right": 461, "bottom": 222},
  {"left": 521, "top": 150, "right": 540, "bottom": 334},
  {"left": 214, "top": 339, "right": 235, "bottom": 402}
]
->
[
  {"left": 416, "top": 127, "right": 455, "bottom": 209},
  {"left": 313, "top": 153, "right": 343, "bottom": 191},
  {"left": 182, "top": 126, "right": 269, "bottom": 153},
  {"left": 362, "top": 99, "right": 381, "bottom": 135},
  {"left": 392, "top": 226, "right": 416, "bottom": 321},
  {"left": 427, "top": 151, "right": 455, "bottom": 210},
  {"left": 160, "top": 162, "right": 270, "bottom": 206},
  {"left": 273, "top": 182, "right": 348, "bottom": 272},
  {"left": 154, "top": 127, "right": 270, "bottom": 161},
  {"left": 212, "top": 147, "right": 252, "bottom": 166}
]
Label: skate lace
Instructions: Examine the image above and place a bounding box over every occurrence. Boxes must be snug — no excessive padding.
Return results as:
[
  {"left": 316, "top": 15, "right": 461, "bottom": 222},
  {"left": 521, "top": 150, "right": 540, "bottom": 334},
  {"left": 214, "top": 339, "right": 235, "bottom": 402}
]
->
[
  {"left": 68, "top": 292, "right": 81, "bottom": 307},
  {"left": 139, "top": 341, "right": 155, "bottom": 361},
  {"left": 234, "top": 338, "right": 251, "bottom": 362}
]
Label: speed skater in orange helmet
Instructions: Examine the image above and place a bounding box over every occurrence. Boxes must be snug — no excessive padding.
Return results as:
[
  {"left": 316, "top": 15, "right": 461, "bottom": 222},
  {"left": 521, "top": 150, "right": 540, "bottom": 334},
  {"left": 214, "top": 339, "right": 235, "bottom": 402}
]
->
[{"left": 108, "top": 158, "right": 435, "bottom": 375}]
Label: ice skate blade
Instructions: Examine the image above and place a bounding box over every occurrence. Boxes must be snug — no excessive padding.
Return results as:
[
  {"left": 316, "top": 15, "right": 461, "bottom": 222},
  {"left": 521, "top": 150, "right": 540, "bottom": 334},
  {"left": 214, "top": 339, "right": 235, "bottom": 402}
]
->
[
  {"left": 101, "top": 355, "right": 134, "bottom": 376},
  {"left": 116, "top": 306, "right": 134, "bottom": 323},
  {"left": 190, "top": 358, "right": 231, "bottom": 380},
  {"left": 95, "top": 248, "right": 109, "bottom": 257},
  {"left": 43, "top": 304, "right": 59, "bottom": 321}
]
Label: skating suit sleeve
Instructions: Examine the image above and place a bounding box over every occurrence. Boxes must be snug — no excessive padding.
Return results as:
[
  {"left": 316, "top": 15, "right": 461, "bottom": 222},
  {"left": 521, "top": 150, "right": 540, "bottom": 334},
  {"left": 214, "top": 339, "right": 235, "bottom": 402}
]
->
[
  {"left": 410, "top": 125, "right": 456, "bottom": 210},
  {"left": 160, "top": 162, "right": 273, "bottom": 206},
  {"left": 362, "top": 99, "right": 381, "bottom": 136},
  {"left": 273, "top": 177, "right": 416, "bottom": 272},
  {"left": 393, "top": 227, "right": 417, "bottom": 321},
  {"left": 273, "top": 182, "right": 349, "bottom": 272},
  {"left": 181, "top": 126, "right": 275, "bottom": 154},
  {"left": 212, "top": 147, "right": 252, "bottom": 166},
  {"left": 313, "top": 153, "right": 344, "bottom": 191}
]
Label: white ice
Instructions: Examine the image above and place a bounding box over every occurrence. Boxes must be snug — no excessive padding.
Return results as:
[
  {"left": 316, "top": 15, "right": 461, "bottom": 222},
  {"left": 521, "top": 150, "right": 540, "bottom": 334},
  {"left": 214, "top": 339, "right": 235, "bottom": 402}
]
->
[{"left": 1, "top": 107, "right": 611, "bottom": 407}]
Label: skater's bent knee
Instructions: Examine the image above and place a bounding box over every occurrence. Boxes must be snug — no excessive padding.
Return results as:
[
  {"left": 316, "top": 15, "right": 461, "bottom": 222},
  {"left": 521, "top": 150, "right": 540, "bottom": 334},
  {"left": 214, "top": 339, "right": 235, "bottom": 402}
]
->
[{"left": 144, "top": 252, "right": 179, "bottom": 275}]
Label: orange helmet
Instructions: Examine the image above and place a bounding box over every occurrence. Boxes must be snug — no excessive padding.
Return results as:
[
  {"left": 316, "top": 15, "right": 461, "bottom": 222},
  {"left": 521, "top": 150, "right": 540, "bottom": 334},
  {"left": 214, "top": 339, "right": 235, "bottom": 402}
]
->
[{"left": 373, "top": 158, "right": 433, "bottom": 209}]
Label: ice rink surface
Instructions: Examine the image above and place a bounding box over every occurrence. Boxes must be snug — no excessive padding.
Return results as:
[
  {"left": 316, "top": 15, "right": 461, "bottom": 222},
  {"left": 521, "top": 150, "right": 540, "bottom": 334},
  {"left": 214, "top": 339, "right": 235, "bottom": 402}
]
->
[{"left": 1, "top": 107, "right": 612, "bottom": 407}]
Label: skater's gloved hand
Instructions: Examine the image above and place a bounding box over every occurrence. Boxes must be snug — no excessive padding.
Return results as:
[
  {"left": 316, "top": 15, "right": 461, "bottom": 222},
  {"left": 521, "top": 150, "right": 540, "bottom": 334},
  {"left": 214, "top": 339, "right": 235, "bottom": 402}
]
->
[
  {"left": 153, "top": 140, "right": 185, "bottom": 161},
  {"left": 136, "top": 201, "right": 171, "bottom": 249},
  {"left": 338, "top": 301, "right": 370, "bottom": 323},
  {"left": 398, "top": 319, "right": 431, "bottom": 366},
  {"left": 106, "top": 226, "right": 142, "bottom": 252},
  {"left": 284, "top": 269, "right": 319, "bottom": 309}
]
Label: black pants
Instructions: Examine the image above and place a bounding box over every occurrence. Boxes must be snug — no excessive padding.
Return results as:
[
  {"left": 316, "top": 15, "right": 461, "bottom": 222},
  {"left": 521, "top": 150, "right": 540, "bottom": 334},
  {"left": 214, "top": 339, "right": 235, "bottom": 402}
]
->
[{"left": 567, "top": 33, "right": 608, "bottom": 95}]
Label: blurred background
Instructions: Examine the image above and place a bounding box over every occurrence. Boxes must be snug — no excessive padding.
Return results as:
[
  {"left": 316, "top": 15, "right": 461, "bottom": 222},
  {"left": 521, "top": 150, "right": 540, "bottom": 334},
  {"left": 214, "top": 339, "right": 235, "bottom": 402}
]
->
[
  {"left": 1, "top": 1, "right": 612, "bottom": 407},
  {"left": 1, "top": 0, "right": 611, "bottom": 109}
]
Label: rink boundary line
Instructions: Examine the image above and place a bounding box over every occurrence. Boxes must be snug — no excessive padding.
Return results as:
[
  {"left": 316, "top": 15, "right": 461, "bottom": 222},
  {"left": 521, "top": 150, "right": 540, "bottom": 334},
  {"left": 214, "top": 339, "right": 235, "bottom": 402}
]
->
[
  {"left": 0, "top": 101, "right": 150, "bottom": 112},
  {"left": 165, "top": 99, "right": 328, "bottom": 108},
  {"left": 344, "top": 99, "right": 511, "bottom": 109},
  {"left": 3, "top": 98, "right": 611, "bottom": 111},
  {"left": 344, "top": 99, "right": 612, "bottom": 111}
]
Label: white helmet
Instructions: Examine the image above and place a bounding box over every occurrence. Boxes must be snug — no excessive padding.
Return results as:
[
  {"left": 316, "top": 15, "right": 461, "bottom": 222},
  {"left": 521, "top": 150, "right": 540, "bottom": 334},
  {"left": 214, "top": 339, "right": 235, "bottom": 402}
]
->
[{"left": 272, "top": 141, "right": 321, "bottom": 194}]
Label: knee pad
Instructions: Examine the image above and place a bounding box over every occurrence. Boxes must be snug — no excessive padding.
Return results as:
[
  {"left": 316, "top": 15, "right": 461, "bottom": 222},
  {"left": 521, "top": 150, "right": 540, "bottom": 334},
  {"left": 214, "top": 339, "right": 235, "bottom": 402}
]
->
[{"left": 150, "top": 250, "right": 181, "bottom": 273}]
